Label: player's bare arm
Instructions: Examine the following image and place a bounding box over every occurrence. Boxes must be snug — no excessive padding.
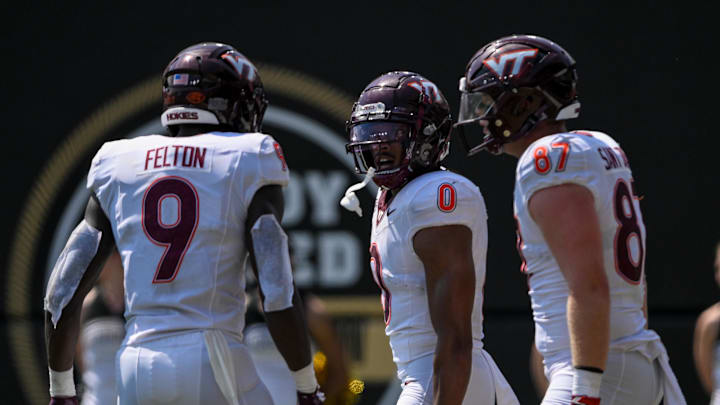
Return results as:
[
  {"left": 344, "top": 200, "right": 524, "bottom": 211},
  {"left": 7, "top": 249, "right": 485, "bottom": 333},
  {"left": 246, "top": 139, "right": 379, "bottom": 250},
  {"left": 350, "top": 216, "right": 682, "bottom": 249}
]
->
[
  {"left": 528, "top": 183, "right": 610, "bottom": 370},
  {"left": 71, "top": 288, "right": 97, "bottom": 375},
  {"left": 244, "top": 184, "right": 321, "bottom": 400},
  {"left": 694, "top": 303, "right": 720, "bottom": 394},
  {"left": 414, "top": 224, "right": 475, "bottom": 405},
  {"left": 45, "top": 193, "right": 116, "bottom": 402}
]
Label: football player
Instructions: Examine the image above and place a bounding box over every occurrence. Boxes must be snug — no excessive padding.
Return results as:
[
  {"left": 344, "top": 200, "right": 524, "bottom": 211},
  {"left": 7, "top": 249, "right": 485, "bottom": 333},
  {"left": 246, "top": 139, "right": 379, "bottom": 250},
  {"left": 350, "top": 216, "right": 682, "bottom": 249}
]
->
[
  {"left": 44, "top": 42, "right": 324, "bottom": 405},
  {"left": 454, "top": 34, "right": 686, "bottom": 405},
  {"left": 343, "top": 71, "right": 519, "bottom": 405},
  {"left": 693, "top": 241, "right": 720, "bottom": 404}
]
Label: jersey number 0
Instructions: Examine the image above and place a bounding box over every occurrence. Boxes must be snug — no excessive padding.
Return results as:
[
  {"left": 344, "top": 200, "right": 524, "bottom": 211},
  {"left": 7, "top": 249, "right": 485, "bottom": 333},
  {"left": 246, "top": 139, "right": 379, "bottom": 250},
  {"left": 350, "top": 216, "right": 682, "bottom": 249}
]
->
[{"left": 142, "top": 176, "right": 199, "bottom": 283}]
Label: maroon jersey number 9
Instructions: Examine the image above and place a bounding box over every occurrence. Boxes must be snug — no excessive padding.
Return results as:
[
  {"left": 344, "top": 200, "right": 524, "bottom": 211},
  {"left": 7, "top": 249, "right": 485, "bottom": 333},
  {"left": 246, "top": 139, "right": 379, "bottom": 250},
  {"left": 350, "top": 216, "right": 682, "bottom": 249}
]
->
[{"left": 142, "top": 176, "right": 199, "bottom": 283}]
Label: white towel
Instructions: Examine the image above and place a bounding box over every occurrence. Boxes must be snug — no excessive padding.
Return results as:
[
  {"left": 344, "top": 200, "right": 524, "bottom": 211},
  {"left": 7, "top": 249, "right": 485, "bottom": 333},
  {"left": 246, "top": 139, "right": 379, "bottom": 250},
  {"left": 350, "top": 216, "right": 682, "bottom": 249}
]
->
[
  {"left": 204, "top": 330, "right": 241, "bottom": 405},
  {"left": 480, "top": 349, "right": 520, "bottom": 405},
  {"left": 645, "top": 339, "right": 687, "bottom": 405}
]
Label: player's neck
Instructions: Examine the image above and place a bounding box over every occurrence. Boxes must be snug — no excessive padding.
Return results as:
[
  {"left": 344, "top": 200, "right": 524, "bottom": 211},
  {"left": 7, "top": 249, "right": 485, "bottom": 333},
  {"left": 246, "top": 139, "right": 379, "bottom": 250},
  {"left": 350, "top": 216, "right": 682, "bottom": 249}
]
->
[{"left": 504, "top": 121, "right": 567, "bottom": 158}]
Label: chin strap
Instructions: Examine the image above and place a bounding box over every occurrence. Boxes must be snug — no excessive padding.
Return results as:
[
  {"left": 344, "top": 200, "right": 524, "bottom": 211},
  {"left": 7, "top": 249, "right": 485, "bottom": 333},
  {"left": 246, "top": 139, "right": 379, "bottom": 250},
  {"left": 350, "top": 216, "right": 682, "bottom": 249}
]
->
[{"left": 339, "top": 167, "right": 375, "bottom": 217}]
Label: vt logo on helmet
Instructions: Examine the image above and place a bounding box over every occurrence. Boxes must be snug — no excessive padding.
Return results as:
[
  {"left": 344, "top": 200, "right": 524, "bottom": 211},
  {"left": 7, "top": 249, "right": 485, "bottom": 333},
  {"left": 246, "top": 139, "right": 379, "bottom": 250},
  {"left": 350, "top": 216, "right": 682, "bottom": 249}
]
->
[
  {"left": 161, "top": 42, "right": 268, "bottom": 134},
  {"left": 454, "top": 35, "right": 580, "bottom": 155},
  {"left": 345, "top": 71, "right": 453, "bottom": 190},
  {"left": 482, "top": 48, "right": 538, "bottom": 79}
]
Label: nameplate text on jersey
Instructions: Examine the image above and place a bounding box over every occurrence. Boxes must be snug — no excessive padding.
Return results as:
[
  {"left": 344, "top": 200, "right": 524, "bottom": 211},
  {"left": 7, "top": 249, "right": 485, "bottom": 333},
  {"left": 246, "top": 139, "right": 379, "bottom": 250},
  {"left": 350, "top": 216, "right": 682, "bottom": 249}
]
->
[
  {"left": 142, "top": 145, "right": 214, "bottom": 174},
  {"left": 597, "top": 146, "right": 629, "bottom": 171}
]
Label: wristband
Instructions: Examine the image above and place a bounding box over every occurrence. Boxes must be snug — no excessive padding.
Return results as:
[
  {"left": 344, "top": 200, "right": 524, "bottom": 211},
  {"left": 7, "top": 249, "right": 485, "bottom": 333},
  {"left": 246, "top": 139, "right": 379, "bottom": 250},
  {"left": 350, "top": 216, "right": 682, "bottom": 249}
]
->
[
  {"left": 572, "top": 367, "right": 602, "bottom": 398},
  {"left": 292, "top": 362, "right": 319, "bottom": 394},
  {"left": 49, "top": 367, "right": 76, "bottom": 397}
]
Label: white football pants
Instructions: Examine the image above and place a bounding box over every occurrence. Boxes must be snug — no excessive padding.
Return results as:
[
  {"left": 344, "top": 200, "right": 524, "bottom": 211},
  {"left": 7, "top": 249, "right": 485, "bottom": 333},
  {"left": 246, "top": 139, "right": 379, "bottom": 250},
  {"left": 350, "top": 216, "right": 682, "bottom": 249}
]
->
[
  {"left": 541, "top": 350, "right": 663, "bottom": 405},
  {"left": 243, "top": 323, "right": 296, "bottom": 405},
  {"left": 116, "top": 330, "right": 273, "bottom": 405},
  {"left": 394, "top": 348, "right": 519, "bottom": 405}
]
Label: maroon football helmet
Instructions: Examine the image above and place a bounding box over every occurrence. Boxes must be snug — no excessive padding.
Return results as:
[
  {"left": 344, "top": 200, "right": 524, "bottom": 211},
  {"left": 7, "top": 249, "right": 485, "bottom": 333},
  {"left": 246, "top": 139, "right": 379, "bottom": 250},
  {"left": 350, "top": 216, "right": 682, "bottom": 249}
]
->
[
  {"left": 345, "top": 71, "right": 452, "bottom": 190},
  {"left": 455, "top": 34, "right": 580, "bottom": 155},
  {"left": 161, "top": 42, "right": 267, "bottom": 133}
]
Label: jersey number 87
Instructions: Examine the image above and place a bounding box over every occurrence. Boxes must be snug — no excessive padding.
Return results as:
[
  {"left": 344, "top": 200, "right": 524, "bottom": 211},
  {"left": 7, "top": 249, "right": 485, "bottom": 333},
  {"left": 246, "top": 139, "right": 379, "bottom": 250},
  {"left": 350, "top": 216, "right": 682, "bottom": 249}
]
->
[{"left": 530, "top": 143, "right": 645, "bottom": 284}]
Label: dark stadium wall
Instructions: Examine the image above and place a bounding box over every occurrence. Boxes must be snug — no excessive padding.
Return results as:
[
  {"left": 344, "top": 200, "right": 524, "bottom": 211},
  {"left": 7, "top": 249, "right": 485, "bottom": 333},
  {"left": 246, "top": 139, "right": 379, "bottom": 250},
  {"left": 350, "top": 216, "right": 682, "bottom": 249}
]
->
[{"left": 1, "top": 2, "right": 715, "bottom": 404}]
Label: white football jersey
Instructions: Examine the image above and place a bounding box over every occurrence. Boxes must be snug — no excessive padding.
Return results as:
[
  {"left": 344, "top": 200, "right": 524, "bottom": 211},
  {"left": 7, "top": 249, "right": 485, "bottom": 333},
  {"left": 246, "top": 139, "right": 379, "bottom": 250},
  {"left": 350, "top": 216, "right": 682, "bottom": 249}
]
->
[
  {"left": 514, "top": 130, "right": 648, "bottom": 356},
  {"left": 87, "top": 132, "right": 289, "bottom": 345},
  {"left": 369, "top": 170, "right": 488, "bottom": 363}
]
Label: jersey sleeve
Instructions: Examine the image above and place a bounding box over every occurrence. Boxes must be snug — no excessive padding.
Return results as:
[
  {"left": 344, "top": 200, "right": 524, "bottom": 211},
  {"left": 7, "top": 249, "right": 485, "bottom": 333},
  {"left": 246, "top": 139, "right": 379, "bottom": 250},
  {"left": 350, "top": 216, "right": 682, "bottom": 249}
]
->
[
  {"left": 406, "top": 176, "right": 487, "bottom": 240},
  {"left": 515, "top": 135, "right": 601, "bottom": 205},
  {"left": 241, "top": 135, "right": 291, "bottom": 208},
  {"left": 86, "top": 142, "right": 115, "bottom": 209}
]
